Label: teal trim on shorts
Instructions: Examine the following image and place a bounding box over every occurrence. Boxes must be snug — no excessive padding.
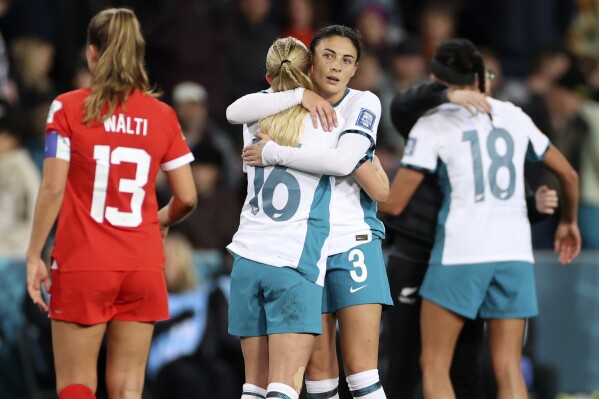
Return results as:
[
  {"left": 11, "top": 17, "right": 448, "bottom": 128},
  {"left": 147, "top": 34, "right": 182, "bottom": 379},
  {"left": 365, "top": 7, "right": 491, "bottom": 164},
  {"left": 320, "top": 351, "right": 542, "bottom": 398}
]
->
[{"left": 420, "top": 261, "right": 538, "bottom": 320}]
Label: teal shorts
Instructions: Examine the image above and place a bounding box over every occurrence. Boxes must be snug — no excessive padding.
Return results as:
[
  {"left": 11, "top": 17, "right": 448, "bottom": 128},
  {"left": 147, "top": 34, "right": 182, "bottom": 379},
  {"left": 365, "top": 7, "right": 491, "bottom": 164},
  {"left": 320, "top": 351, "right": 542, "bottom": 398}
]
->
[
  {"left": 420, "top": 261, "right": 538, "bottom": 320},
  {"left": 228, "top": 254, "right": 323, "bottom": 337},
  {"left": 322, "top": 239, "right": 393, "bottom": 313}
]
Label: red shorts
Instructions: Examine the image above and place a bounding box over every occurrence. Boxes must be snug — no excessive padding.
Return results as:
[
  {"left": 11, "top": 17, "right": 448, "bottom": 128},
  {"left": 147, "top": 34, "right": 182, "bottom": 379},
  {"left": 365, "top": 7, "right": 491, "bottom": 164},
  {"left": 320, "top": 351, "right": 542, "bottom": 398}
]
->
[{"left": 49, "top": 270, "right": 169, "bottom": 325}]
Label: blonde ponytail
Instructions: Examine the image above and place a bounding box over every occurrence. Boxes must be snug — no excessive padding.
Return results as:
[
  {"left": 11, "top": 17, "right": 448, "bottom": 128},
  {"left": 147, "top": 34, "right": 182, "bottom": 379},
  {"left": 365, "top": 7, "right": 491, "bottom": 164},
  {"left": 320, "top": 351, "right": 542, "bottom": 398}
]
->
[
  {"left": 83, "top": 8, "right": 157, "bottom": 124},
  {"left": 259, "top": 37, "right": 313, "bottom": 148}
]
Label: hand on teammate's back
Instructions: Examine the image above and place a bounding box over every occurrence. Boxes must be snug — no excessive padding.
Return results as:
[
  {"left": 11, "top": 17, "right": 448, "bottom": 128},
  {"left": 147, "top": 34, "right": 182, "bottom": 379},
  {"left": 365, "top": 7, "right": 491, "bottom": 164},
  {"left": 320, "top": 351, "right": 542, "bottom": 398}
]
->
[
  {"left": 242, "top": 132, "right": 272, "bottom": 167},
  {"left": 554, "top": 222, "right": 582, "bottom": 265},
  {"left": 447, "top": 89, "right": 491, "bottom": 115},
  {"left": 535, "top": 185, "right": 559, "bottom": 214},
  {"left": 302, "top": 89, "right": 338, "bottom": 131}
]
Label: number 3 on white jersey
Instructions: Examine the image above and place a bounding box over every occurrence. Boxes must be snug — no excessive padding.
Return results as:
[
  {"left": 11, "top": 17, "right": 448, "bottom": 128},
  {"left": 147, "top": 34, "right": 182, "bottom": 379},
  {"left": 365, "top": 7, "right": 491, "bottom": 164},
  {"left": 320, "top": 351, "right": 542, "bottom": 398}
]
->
[{"left": 91, "top": 145, "right": 150, "bottom": 227}]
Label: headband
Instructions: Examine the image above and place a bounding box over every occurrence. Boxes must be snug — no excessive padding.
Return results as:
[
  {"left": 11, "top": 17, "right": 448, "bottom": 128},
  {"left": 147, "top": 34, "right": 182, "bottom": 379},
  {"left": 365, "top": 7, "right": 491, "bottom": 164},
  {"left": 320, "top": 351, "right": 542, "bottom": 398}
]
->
[{"left": 430, "top": 59, "right": 475, "bottom": 85}]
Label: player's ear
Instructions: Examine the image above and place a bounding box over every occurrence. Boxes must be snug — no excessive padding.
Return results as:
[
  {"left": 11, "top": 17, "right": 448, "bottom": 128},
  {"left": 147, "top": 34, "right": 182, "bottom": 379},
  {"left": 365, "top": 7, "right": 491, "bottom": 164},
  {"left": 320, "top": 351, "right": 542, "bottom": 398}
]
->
[
  {"left": 265, "top": 73, "right": 273, "bottom": 85},
  {"left": 86, "top": 44, "right": 100, "bottom": 72}
]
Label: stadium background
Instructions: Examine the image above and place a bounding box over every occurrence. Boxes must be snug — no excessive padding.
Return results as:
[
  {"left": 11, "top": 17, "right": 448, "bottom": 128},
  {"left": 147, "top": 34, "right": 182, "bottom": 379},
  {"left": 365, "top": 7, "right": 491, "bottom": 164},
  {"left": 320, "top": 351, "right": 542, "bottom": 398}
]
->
[{"left": 0, "top": 0, "right": 598, "bottom": 397}]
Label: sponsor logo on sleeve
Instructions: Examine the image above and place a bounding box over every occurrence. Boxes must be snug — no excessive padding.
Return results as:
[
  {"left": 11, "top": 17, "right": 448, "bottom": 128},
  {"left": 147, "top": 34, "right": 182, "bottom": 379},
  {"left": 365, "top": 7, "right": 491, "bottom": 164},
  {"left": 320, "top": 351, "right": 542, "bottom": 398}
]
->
[
  {"left": 356, "top": 108, "right": 376, "bottom": 131},
  {"left": 405, "top": 138, "right": 417, "bottom": 156}
]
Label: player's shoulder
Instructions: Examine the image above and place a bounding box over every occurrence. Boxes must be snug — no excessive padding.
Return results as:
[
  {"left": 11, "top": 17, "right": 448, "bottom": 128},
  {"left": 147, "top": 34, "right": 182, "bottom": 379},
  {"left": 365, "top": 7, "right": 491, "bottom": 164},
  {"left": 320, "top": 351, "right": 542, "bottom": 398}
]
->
[
  {"left": 345, "top": 89, "right": 381, "bottom": 108},
  {"left": 488, "top": 97, "right": 525, "bottom": 117},
  {"left": 136, "top": 92, "right": 177, "bottom": 120},
  {"left": 52, "top": 88, "right": 90, "bottom": 109}
]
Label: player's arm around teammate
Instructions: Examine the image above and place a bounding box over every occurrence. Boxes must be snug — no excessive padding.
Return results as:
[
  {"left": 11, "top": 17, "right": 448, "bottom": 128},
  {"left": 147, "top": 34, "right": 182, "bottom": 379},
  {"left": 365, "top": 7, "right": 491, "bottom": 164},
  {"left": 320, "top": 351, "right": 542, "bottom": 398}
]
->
[
  {"left": 26, "top": 9, "right": 196, "bottom": 399},
  {"left": 381, "top": 38, "right": 580, "bottom": 399},
  {"left": 233, "top": 26, "right": 392, "bottom": 399}
]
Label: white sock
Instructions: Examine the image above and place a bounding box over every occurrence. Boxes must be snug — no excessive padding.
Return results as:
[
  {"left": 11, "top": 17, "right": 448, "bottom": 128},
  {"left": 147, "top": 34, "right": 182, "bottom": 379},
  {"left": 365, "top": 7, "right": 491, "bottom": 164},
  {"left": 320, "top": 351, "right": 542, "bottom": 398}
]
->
[
  {"left": 346, "top": 369, "right": 386, "bottom": 398},
  {"left": 242, "top": 383, "right": 267, "bottom": 399},
  {"left": 305, "top": 377, "right": 339, "bottom": 398},
  {"left": 266, "top": 382, "right": 299, "bottom": 399}
]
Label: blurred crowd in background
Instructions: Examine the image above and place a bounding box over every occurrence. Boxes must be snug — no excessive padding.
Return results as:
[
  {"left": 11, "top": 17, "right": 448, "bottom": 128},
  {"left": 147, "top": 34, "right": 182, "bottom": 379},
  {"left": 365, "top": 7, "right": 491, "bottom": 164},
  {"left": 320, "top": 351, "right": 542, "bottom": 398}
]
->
[{"left": 1, "top": 0, "right": 599, "bottom": 398}]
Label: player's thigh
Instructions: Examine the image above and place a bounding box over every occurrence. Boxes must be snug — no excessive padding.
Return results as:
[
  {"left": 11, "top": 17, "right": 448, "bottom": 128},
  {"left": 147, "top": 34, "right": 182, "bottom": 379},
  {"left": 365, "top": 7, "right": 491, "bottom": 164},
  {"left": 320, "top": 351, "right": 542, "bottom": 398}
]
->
[
  {"left": 420, "top": 299, "right": 465, "bottom": 369},
  {"left": 51, "top": 320, "right": 107, "bottom": 393},
  {"left": 104, "top": 320, "right": 154, "bottom": 397},
  {"left": 324, "top": 240, "right": 392, "bottom": 313},
  {"left": 486, "top": 318, "right": 526, "bottom": 372},
  {"left": 337, "top": 303, "right": 382, "bottom": 375},
  {"left": 240, "top": 336, "right": 269, "bottom": 388},
  {"left": 306, "top": 313, "right": 338, "bottom": 380}
]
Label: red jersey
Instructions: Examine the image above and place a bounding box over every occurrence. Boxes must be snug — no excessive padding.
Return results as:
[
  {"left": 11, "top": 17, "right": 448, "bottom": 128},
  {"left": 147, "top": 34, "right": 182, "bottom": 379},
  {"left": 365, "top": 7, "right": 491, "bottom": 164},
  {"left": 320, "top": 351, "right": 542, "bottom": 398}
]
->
[{"left": 46, "top": 88, "right": 193, "bottom": 272}]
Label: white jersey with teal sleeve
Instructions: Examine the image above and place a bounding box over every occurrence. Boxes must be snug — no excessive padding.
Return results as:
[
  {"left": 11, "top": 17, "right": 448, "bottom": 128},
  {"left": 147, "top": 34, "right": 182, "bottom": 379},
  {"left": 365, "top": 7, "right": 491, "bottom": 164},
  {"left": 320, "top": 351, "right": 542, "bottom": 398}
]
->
[
  {"left": 227, "top": 116, "right": 340, "bottom": 286},
  {"left": 401, "top": 98, "right": 550, "bottom": 265},
  {"left": 327, "top": 88, "right": 386, "bottom": 255}
]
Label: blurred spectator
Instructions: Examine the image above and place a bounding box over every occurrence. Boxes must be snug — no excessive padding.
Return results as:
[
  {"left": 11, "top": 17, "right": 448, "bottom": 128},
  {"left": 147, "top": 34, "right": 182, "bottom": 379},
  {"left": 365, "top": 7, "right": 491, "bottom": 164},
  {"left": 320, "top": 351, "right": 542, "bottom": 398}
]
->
[
  {"left": 460, "top": 0, "right": 574, "bottom": 76},
  {"left": 281, "top": 0, "right": 317, "bottom": 47},
  {"left": 525, "top": 64, "right": 588, "bottom": 248},
  {"left": 171, "top": 141, "right": 241, "bottom": 253},
  {"left": 0, "top": 104, "right": 40, "bottom": 257},
  {"left": 578, "top": 60, "right": 599, "bottom": 249},
  {"left": 9, "top": 35, "right": 56, "bottom": 111},
  {"left": 353, "top": 2, "right": 401, "bottom": 68},
  {"left": 0, "top": 0, "right": 17, "bottom": 105},
  {"left": 349, "top": 50, "right": 401, "bottom": 163},
  {"left": 148, "top": 233, "right": 243, "bottom": 399},
  {"left": 147, "top": 234, "right": 209, "bottom": 379},
  {"left": 389, "top": 38, "right": 427, "bottom": 91},
  {"left": 172, "top": 81, "right": 240, "bottom": 188},
  {"left": 481, "top": 46, "right": 528, "bottom": 104},
  {"left": 224, "top": 0, "right": 279, "bottom": 111},
  {"left": 525, "top": 46, "right": 572, "bottom": 103},
  {"left": 419, "top": 1, "right": 457, "bottom": 60},
  {"left": 568, "top": 0, "right": 599, "bottom": 59},
  {"left": 70, "top": 49, "right": 92, "bottom": 90}
]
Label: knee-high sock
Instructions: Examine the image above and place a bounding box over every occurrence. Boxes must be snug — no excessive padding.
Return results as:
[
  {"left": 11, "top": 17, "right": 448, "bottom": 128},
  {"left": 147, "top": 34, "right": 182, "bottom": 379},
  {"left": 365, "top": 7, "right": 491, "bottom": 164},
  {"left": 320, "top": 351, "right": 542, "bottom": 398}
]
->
[
  {"left": 266, "top": 382, "right": 299, "bottom": 399},
  {"left": 346, "top": 369, "right": 386, "bottom": 398},
  {"left": 306, "top": 377, "right": 339, "bottom": 399},
  {"left": 242, "top": 383, "right": 267, "bottom": 399}
]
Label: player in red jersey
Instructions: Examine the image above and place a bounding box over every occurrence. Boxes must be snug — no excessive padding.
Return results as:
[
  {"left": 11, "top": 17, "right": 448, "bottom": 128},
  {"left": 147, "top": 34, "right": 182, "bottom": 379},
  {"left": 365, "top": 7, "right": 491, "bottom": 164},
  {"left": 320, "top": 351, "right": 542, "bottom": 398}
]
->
[{"left": 25, "top": 8, "right": 197, "bottom": 399}]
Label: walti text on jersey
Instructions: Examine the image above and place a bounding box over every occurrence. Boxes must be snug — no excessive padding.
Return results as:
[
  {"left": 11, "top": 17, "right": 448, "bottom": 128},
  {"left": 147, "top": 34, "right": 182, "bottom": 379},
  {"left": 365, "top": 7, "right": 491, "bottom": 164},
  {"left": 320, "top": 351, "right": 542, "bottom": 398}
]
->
[{"left": 104, "top": 114, "right": 149, "bottom": 136}]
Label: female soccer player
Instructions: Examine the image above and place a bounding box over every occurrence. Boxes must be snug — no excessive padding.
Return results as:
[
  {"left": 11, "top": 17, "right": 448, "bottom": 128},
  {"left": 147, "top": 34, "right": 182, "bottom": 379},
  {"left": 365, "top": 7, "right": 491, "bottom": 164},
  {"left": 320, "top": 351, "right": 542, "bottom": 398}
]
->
[
  {"left": 226, "top": 35, "right": 388, "bottom": 399},
  {"left": 232, "top": 25, "right": 392, "bottom": 399},
  {"left": 382, "top": 68, "right": 558, "bottom": 398},
  {"left": 379, "top": 38, "right": 580, "bottom": 399},
  {"left": 25, "top": 9, "right": 197, "bottom": 399}
]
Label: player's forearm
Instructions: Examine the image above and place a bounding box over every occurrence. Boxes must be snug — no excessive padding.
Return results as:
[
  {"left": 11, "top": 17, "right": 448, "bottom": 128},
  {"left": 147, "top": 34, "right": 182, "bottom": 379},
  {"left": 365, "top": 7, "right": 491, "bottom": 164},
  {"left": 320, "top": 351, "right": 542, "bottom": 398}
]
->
[
  {"left": 263, "top": 134, "right": 371, "bottom": 176},
  {"left": 26, "top": 185, "right": 64, "bottom": 257},
  {"left": 353, "top": 162, "right": 389, "bottom": 202},
  {"left": 226, "top": 89, "right": 304, "bottom": 125},
  {"left": 158, "top": 196, "right": 196, "bottom": 227},
  {"left": 558, "top": 170, "right": 579, "bottom": 223}
]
